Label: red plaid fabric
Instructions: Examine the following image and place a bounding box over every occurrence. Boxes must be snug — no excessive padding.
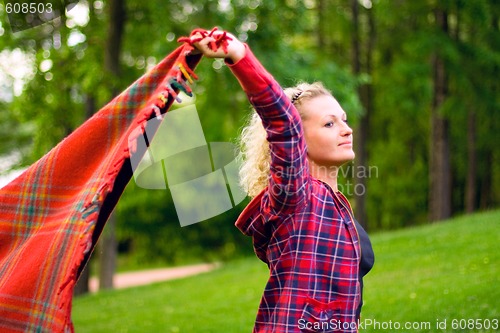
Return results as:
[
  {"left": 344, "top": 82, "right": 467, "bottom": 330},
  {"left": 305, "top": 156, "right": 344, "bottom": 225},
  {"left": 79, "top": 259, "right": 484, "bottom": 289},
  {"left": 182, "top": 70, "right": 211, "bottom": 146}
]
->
[
  {"left": 233, "top": 47, "right": 362, "bottom": 332},
  {"left": 0, "top": 43, "right": 201, "bottom": 332}
]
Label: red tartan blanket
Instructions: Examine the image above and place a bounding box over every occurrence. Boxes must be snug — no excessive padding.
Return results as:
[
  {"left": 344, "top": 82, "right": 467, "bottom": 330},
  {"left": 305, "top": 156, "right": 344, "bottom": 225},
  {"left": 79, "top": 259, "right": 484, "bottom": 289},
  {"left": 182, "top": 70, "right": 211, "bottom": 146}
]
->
[{"left": 0, "top": 41, "right": 201, "bottom": 332}]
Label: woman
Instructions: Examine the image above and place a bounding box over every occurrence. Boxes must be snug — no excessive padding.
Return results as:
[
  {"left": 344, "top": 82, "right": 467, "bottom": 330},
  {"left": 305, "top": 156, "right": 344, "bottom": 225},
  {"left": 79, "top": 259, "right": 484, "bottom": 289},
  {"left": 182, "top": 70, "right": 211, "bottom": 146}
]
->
[{"left": 191, "top": 29, "right": 374, "bottom": 333}]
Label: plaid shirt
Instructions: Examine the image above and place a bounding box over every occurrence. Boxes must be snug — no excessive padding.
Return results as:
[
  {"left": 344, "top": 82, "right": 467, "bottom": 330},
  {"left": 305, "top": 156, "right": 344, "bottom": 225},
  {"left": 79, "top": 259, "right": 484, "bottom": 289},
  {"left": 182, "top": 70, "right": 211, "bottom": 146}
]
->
[{"left": 233, "top": 47, "right": 365, "bottom": 333}]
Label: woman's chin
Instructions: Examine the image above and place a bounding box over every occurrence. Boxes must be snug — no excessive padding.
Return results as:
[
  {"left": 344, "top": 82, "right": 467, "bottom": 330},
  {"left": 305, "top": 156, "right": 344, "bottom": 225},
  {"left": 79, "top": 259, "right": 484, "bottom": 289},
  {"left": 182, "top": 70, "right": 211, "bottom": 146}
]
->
[{"left": 340, "top": 152, "right": 356, "bottom": 164}]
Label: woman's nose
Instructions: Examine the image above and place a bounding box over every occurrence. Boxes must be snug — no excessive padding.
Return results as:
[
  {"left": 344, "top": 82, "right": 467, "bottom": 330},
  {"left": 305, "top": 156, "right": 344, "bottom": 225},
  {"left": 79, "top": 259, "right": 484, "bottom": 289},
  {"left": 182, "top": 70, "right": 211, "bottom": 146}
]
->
[{"left": 341, "top": 122, "right": 353, "bottom": 136}]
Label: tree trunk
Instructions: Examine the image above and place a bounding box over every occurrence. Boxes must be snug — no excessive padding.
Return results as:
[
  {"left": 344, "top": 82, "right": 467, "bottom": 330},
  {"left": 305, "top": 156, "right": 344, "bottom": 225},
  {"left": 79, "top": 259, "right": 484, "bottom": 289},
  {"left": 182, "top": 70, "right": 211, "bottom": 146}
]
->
[
  {"left": 429, "top": 8, "right": 452, "bottom": 222},
  {"left": 99, "top": 0, "right": 126, "bottom": 291},
  {"left": 351, "top": 0, "right": 374, "bottom": 230},
  {"left": 479, "top": 151, "right": 492, "bottom": 210},
  {"left": 98, "top": 213, "right": 117, "bottom": 290},
  {"left": 317, "top": 0, "right": 326, "bottom": 49},
  {"left": 465, "top": 108, "right": 477, "bottom": 213},
  {"left": 350, "top": 0, "right": 361, "bottom": 74},
  {"left": 73, "top": 261, "right": 91, "bottom": 296},
  {"left": 105, "top": 0, "right": 126, "bottom": 76},
  {"left": 85, "top": 94, "right": 96, "bottom": 120}
]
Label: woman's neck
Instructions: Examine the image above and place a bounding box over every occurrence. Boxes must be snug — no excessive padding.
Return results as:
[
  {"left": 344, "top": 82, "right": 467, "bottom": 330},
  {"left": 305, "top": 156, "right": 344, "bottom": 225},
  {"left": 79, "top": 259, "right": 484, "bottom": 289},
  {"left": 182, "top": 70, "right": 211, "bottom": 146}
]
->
[{"left": 309, "top": 160, "right": 339, "bottom": 192}]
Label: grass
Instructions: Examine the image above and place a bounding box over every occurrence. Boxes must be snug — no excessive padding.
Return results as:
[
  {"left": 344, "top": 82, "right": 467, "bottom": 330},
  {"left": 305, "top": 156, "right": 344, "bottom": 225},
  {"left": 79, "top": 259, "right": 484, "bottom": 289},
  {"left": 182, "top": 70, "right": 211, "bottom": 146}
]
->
[
  {"left": 72, "top": 210, "right": 499, "bottom": 332},
  {"left": 73, "top": 258, "right": 266, "bottom": 332}
]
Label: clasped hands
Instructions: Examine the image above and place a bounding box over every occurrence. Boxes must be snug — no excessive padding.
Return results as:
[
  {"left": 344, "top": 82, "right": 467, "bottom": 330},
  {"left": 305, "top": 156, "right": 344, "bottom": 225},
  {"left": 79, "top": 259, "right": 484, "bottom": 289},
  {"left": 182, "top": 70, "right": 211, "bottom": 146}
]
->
[{"left": 179, "top": 27, "right": 246, "bottom": 64}]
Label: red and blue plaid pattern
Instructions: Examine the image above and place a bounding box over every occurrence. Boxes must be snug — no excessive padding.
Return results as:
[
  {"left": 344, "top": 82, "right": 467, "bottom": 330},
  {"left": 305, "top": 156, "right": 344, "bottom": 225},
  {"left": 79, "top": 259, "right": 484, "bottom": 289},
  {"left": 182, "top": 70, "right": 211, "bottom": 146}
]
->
[
  {"left": 234, "top": 48, "right": 362, "bottom": 332},
  {"left": 0, "top": 44, "right": 201, "bottom": 332}
]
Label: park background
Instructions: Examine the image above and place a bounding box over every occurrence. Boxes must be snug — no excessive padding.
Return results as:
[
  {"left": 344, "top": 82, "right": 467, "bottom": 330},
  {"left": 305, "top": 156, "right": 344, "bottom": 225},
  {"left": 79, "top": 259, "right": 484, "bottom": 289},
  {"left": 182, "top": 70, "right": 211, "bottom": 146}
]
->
[{"left": 0, "top": 0, "right": 498, "bottom": 331}]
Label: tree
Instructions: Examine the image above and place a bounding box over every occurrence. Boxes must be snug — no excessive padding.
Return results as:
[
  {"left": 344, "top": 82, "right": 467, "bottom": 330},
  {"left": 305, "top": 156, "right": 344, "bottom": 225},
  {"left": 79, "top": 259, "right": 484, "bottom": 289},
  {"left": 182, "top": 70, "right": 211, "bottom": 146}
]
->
[
  {"left": 429, "top": 6, "right": 452, "bottom": 222},
  {"left": 350, "top": 0, "right": 375, "bottom": 230}
]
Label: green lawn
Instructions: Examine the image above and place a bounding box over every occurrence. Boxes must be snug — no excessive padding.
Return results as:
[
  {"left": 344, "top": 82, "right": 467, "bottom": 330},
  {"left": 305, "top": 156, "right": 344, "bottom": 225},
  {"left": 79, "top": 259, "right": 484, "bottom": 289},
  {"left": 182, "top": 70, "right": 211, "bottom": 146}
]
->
[{"left": 73, "top": 210, "right": 499, "bottom": 332}]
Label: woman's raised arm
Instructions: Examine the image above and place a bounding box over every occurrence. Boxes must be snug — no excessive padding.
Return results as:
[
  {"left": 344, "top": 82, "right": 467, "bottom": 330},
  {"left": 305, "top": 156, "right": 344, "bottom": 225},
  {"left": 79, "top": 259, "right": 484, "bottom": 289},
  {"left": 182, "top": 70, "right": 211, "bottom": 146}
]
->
[{"left": 191, "top": 28, "right": 310, "bottom": 216}]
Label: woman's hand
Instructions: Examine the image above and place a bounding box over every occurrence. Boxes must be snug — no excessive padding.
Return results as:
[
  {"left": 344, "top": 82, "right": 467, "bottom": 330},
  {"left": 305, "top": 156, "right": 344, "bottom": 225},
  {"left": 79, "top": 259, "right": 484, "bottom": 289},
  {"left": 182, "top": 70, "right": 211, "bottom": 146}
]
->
[{"left": 190, "top": 30, "right": 246, "bottom": 64}]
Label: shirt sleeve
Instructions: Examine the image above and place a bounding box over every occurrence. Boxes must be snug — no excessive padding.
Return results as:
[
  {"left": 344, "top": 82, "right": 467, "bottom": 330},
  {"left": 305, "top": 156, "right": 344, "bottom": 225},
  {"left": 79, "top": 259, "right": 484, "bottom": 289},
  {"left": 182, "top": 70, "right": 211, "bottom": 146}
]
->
[{"left": 227, "top": 44, "right": 310, "bottom": 216}]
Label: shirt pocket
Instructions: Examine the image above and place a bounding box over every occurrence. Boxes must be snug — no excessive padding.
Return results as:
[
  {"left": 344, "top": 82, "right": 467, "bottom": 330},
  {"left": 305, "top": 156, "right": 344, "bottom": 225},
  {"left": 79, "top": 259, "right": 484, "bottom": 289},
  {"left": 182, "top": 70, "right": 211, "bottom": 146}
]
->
[{"left": 299, "top": 297, "right": 343, "bottom": 333}]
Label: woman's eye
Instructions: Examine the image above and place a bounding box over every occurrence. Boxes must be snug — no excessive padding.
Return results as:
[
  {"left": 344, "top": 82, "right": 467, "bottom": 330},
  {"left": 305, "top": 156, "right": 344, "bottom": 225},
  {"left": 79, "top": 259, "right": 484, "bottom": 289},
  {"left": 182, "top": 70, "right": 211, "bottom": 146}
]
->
[
  {"left": 343, "top": 119, "right": 348, "bottom": 124},
  {"left": 325, "top": 122, "right": 334, "bottom": 128}
]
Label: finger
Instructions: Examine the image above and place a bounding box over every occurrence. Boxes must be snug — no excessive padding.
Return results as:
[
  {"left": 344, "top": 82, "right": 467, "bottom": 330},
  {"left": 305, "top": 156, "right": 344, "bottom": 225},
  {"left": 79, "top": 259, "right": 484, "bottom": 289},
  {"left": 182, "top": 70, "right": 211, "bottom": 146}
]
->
[
  {"left": 194, "top": 37, "right": 217, "bottom": 53},
  {"left": 189, "top": 33, "right": 205, "bottom": 44}
]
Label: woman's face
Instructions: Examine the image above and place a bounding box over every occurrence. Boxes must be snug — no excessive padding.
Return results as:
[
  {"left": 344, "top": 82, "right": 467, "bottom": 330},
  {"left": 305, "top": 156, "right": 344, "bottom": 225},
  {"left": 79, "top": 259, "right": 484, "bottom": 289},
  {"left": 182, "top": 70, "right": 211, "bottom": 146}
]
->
[{"left": 300, "top": 95, "right": 355, "bottom": 167}]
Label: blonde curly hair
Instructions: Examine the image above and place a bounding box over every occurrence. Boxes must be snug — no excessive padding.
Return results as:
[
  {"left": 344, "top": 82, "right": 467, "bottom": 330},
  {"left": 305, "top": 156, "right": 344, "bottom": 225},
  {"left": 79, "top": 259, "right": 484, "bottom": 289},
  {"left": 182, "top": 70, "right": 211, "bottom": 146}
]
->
[{"left": 238, "top": 82, "right": 333, "bottom": 198}]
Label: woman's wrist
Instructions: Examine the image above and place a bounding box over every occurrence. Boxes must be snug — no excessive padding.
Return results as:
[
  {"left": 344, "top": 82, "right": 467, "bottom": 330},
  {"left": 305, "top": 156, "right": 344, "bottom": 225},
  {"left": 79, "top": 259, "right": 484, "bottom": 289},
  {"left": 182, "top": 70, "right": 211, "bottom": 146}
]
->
[
  {"left": 226, "top": 44, "right": 275, "bottom": 94},
  {"left": 226, "top": 41, "right": 246, "bottom": 64}
]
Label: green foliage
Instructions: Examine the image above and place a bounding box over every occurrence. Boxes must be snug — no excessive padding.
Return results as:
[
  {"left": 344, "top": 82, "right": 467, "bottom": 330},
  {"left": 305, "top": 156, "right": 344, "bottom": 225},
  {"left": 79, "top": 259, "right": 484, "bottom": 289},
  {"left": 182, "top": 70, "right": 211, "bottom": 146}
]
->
[
  {"left": 0, "top": 103, "right": 32, "bottom": 159},
  {"left": 72, "top": 209, "right": 500, "bottom": 332},
  {"left": 366, "top": 0, "right": 500, "bottom": 226}
]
